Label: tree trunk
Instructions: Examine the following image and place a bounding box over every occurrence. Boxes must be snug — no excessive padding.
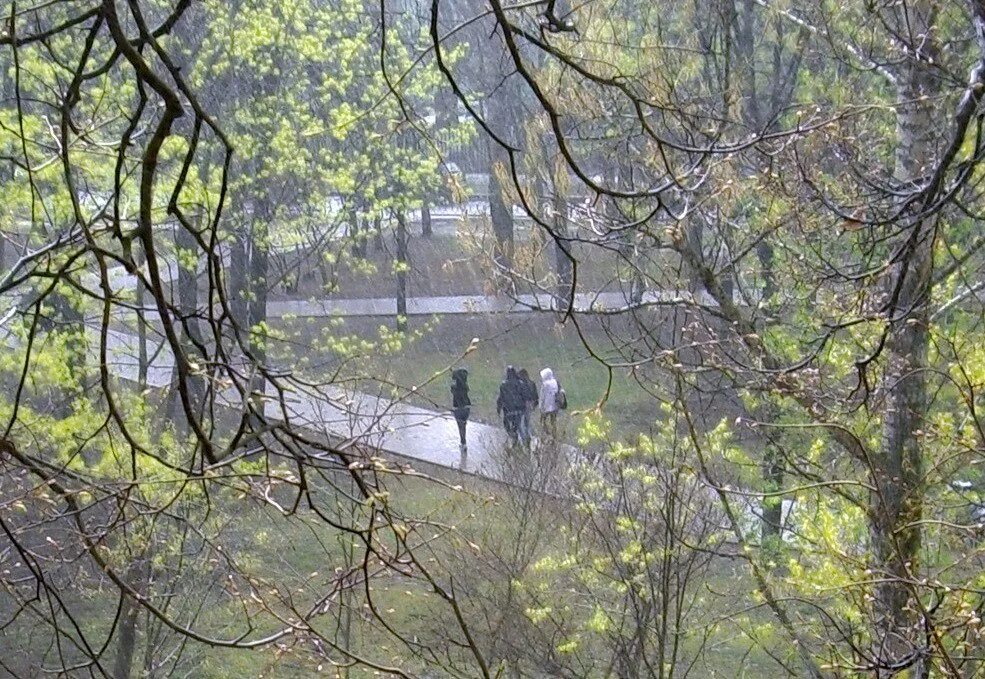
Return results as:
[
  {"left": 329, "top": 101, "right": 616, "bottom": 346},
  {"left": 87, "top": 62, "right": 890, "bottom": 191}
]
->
[
  {"left": 229, "top": 225, "right": 249, "bottom": 333},
  {"left": 141, "top": 608, "right": 161, "bottom": 679},
  {"left": 479, "top": 35, "right": 516, "bottom": 284},
  {"left": 52, "top": 292, "right": 86, "bottom": 404},
  {"left": 421, "top": 200, "right": 433, "bottom": 237},
  {"left": 249, "top": 220, "right": 269, "bottom": 375},
  {"left": 349, "top": 210, "right": 361, "bottom": 258},
  {"left": 373, "top": 213, "right": 385, "bottom": 252},
  {"left": 488, "top": 144, "right": 514, "bottom": 283},
  {"left": 177, "top": 230, "right": 203, "bottom": 353},
  {"left": 737, "top": 0, "right": 761, "bottom": 130},
  {"left": 760, "top": 445, "right": 784, "bottom": 545},
  {"left": 136, "top": 275, "right": 148, "bottom": 391},
  {"left": 733, "top": 0, "right": 792, "bottom": 549},
  {"left": 113, "top": 556, "right": 149, "bottom": 679},
  {"left": 171, "top": 222, "right": 205, "bottom": 430},
  {"left": 612, "top": 161, "right": 645, "bottom": 305},
  {"left": 757, "top": 238, "right": 784, "bottom": 548},
  {"left": 871, "top": 3, "right": 937, "bottom": 673},
  {"left": 395, "top": 210, "right": 408, "bottom": 332},
  {"left": 113, "top": 595, "right": 139, "bottom": 679},
  {"left": 549, "top": 158, "right": 573, "bottom": 310},
  {"left": 318, "top": 253, "right": 334, "bottom": 292},
  {"left": 353, "top": 202, "right": 368, "bottom": 258}
]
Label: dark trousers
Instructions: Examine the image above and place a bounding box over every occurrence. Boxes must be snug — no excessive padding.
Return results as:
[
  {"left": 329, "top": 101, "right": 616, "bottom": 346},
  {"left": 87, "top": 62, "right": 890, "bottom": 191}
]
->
[
  {"left": 518, "top": 407, "right": 533, "bottom": 445},
  {"left": 503, "top": 410, "right": 522, "bottom": 442},
  {"left": 454, "top": 407, "right": 470, "bottom": 445}
]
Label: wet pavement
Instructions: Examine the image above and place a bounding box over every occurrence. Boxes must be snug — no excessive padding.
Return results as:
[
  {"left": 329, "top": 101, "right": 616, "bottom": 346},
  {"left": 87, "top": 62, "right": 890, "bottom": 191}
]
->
[
  {"left": 266, "top": 289, "right": 698, "bottom": 317},
  {"left": 1, "top": 317, "right": 523, "bottom": 479}
]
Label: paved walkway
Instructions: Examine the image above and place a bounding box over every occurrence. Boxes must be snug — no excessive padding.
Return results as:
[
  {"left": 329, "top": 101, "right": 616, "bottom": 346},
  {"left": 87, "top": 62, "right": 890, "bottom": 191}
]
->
[
  {"left": 90, "top": 286, "right": 716, "bottom": 321},
  {"left": 0, "top": 311, "right": 523, "bottom": 480},
  {"left": 90, "top": 253, "right": 716, "bottom": 319},
  {"left": 268, "top": 289, "right": 715, "bottom": 318},
  {"left": 87, "top": 201, "right": 545, "bottom": 290},
  {"left": 1, "top": 306, "right": 778, "bottom": 530},
  {"left": 21, "top": 194, "right": 640, "bottom": 480},
  {"left": 83, "top": 194, "right": 608, "bottom": 299},
  {"left": 268, "top": 381, "right": 512, "bottom": 477}
]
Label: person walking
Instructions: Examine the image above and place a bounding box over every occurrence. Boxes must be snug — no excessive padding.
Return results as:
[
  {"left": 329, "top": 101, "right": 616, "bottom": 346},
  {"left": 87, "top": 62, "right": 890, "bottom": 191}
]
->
[
  {"left": 539, "top": 367, "right": 563, "bottom": 439},
  {"left": 496, "top": 366, "right": 525, "bottom": 446},
  {"left": 517, "top": 368, "right": 538, "bottom": 447},
  {"left": 450, "top": 368, "right": 471, "bottom": 451}
]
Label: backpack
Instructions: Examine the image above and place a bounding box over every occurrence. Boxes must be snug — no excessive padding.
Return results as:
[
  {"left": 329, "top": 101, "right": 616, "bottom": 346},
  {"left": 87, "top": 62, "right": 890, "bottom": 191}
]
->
[{"left": 555, "top": 386, "right": 567, "bottom": 410}]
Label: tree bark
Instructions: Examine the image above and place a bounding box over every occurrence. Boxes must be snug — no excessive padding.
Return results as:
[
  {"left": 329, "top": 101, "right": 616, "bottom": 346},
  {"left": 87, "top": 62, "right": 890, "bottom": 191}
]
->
[
  {"left": 732, "top": 0, "right": 794, "bottom": 549},
  {"left": 113, "top": 595, "right": 139, "bottom": 679},
  {"left": 612, "top": 160, "right": 644, "bottom": 305},
  {"left": 171, "top": 222, "right": 205, "bottom": 429},
  {"left": 353, "top": 201, "right": 368, "bottom": 258},
  {"left": 229, "top": 225, "right": 248, "bottom": 332},
  {"left": 757, "top": 238, "right": 784, "bottom": 547},
  {"left": 248, "top": 219, "right": 269, "bottom": 369},
  {"left": 395, "top": 210, "right": 408, "bottom": 332},
  {"left": 871, "top": 3, "right": 938, "bottom": 672},
  {"left": 737, "top": 0, "right": 761, "bottom": 130},
  {"left": 550, "top": 171, "right": 573, "bottom": 310},
  {"left": 348, "top": 210, "right": 361, "bottom": 259},
  {"left": 421, "top": 200, "right": 433, "bottom": 237},
  {"left": 136, "top": 258, "right": 148, "bottom": 391},
  {"left": 317, "top": 251, "right": 334, "bottom": 292},
  {"left": 373, "top": 213, "right": 385, "bottom": 252},
  {"left": 112, "top": 556, "right": 149, "bottom": 679},
  {"left": 488, "top": 143, "right": 514, "bottom": 282}
]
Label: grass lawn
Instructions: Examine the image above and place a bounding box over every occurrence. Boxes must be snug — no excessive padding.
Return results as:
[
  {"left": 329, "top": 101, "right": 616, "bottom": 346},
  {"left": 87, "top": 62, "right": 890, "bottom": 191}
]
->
[
  {"left": 192, "top": 470, "right": 786, "bottom": 678},
  {"left": 195, "top": 474, "right": 496, "bottom": 678},
  {"left": 272, "top": 312, "right": 661, "bottom": 440},
  {"left": 178, "top": 471, "right": 782, "bottom": 678},
  {"left": 0, "top": 459, "right": 783, "bottom": 678}
]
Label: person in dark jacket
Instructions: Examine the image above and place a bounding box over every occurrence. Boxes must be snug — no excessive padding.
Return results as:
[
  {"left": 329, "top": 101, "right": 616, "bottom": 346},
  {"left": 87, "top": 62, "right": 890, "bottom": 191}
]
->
[
  {"left": 517, "top": 368, "right": 538, "bottom": 447},
  {"left": 450, "top": 368, "right": 471, "bottom": 450},
  {"left": 496, "top": 366, "right": 525, "bottom": 445}
]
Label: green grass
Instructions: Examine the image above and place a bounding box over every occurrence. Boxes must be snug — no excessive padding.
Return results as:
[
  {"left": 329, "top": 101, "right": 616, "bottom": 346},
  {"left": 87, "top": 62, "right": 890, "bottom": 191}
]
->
[
  {"left": 0, "top": 467, "right": 785, "bottom": 678},
  {"left": 193, "top": 472, "right": 552, "bottom": 678},
  {"left": 273, "top": 313, "right": 660, "bottom": 440}
]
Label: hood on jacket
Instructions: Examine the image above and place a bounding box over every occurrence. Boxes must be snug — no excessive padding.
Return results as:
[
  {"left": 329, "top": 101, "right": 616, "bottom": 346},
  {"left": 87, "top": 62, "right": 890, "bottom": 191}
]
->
[
  {"left": 540, "top": 368, "right": 555, "bottom": 382},
  {"left": 505, "top": 366, "right": 517, "bottom": 381},
  {"left": 452, "top": 368, "right": 468, "bottom": 386}
]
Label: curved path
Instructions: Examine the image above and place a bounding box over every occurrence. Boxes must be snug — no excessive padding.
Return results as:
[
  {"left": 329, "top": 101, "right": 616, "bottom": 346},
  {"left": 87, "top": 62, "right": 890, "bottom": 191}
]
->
[
  {"left": 0, "top": 306, "right": 538, "bottom": 481},
  {"left": 94, "top": 327, "right": 519, "bottom": 478}
]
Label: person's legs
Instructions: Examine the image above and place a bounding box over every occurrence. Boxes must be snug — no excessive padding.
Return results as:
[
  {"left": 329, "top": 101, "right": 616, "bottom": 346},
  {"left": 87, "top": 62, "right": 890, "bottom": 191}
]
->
[
  {"left": 518, "top": 408, "right": 531, "bottom": 446},
  {"left": 504, "top": 411, "right": 519, "bottom": 445},
  {"left": 541, "top": 411, "right": 557, "bottom": 440},
  {"left": 457, "top": 417, "right": 468, "bottom": 470}
]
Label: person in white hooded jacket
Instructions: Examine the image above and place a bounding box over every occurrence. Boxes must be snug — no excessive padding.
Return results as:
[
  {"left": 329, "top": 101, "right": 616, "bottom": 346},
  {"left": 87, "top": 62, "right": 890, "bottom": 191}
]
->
[{"left": 539, "top": 368, "right": 560, "bottom": 438}]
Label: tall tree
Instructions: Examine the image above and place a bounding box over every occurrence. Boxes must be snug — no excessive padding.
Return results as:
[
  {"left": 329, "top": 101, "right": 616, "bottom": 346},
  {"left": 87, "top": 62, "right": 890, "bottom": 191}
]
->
[{"left": 427, "top": 0, "right": 985, "bottom": 674}]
